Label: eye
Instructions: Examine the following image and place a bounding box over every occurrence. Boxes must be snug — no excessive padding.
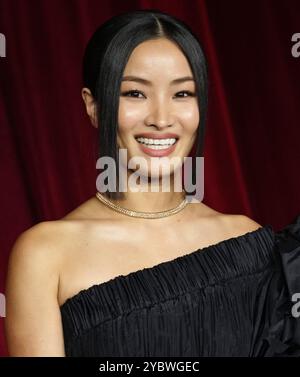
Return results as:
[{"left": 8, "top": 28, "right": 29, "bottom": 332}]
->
[
  {"left": 175, "top": 91, "right": 196, "bottom": 98},
  {"left": 120, "top": 90, "right": 196, "bottom": 99},
  {"left": 121, "top": 90, "right": 145, "bottom": 98}
]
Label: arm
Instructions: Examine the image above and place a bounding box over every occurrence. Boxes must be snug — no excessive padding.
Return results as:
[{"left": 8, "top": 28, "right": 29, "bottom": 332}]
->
[{"left": 4, "top": 222, "right": 65, "bottom": 356}]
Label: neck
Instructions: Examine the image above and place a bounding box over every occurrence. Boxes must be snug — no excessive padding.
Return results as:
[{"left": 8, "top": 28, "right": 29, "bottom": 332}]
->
[
  {"left": 110, "top": 190, "right": 186, "bottom": 213},
  {"left": 100, "top": 171, "right": 186, "bottom": 213}
]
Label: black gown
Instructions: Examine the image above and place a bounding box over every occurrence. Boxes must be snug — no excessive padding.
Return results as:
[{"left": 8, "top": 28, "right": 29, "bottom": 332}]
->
[{"left": 60, "top": 215, "right": 300, "bottom": 357}]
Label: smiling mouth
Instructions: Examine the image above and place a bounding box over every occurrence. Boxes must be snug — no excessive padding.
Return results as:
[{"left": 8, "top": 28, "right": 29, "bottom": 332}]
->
[{"left": 134, "top": 137, "right": 179, "bottom": 150}]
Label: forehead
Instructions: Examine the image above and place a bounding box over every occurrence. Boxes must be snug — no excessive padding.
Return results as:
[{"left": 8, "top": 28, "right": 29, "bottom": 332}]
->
[{"left": 123, "top": 38, "right": 193, "bottom": 78}]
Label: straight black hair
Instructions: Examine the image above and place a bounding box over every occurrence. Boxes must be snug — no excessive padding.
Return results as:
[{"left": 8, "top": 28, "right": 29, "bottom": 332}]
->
[{"left": 83, "top": 9, "right": 208, "bottom": 200}]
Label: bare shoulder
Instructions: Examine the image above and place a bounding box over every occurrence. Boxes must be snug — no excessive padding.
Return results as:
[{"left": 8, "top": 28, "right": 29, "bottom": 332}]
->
[
  {"left": 7, "top": 217, "right": 93, "bottom": 275},
  {"left": 5, "top": 220, "right": 71, "bottom": 355},
  {"left": 217, "top": 213, "right": 263, "bottom": 239},
  {"left": 231, "top": 214, "right": 262, "bottom": 231},
  {"left": 5, "top": 216, "right": 101, "bottom": 355},
  {"left": 8, "top": 221, "right": 61, "bottom": 272},
  {"left": 193, "top": 202, "right": 262, "bottom": 234},
  {"left": 5, "top": 220, "right": 73, "bottom": 316},
  {"left": 8, "top": 220, "right": 71, "bottom": 268}
]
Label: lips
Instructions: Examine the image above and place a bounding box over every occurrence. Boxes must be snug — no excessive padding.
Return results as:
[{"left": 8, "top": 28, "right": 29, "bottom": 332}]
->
[{"left": 135, "top": 138, "right": 178, "bottom": 157}]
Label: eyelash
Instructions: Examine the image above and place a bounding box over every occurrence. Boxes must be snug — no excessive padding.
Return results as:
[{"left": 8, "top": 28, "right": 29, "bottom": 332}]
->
[{"left": 120, "top": 90, "right": 196, "bottom": 99}]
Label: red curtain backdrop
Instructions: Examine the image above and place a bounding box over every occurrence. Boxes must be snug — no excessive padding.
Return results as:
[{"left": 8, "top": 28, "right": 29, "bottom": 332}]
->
[{"left": 0, "top": 0, "right": 300, "bottom": 356}]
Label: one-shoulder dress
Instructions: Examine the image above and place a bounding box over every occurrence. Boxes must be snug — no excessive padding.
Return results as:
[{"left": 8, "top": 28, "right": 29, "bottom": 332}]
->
[{"left": 60, "top": 215, "right": 300, "bottom": 357}]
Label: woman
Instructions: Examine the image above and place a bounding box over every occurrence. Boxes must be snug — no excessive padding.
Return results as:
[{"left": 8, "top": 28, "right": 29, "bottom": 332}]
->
[{"left": 4, "top": 9, "right": 300, "bottom": 357}]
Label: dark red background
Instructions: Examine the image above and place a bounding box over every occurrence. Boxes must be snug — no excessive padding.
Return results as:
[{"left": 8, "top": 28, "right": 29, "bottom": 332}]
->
[{"left": 1, "top": 0, "right": 300, "bottom": 356}]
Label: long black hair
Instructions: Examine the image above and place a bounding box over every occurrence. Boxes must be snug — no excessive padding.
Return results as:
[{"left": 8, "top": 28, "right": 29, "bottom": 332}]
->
[{"left": 83, "top": 9, "right": 208, "bottom": 200}]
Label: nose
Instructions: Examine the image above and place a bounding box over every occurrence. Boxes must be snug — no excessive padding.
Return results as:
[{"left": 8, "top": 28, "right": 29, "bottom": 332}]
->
[{"left": 145, "top": 98, "right": 174, "bottom": 129}]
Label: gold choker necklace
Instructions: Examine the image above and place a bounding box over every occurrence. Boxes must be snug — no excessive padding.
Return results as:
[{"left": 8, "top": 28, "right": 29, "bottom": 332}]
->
[{"left": 95, "top": 191, "right": 188, "bottom": 219}]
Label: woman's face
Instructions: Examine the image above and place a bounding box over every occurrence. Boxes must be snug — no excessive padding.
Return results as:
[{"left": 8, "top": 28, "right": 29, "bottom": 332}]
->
[{"left": 117, "top": 38, "right": 199, "bottom": 180}]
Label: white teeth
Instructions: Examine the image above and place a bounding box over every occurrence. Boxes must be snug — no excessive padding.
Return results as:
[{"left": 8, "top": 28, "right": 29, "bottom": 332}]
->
[
  {"left": 136, "top": 137, "right": 177, "bottom": 146},
  {"left": 141, "top": 144, "right": 172, "bottom": 150}
]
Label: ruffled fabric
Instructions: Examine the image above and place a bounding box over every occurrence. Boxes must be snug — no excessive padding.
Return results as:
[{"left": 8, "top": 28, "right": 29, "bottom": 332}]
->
[
  {"left": 251, "top": 214, "right": 300, "bottom": 356},
  {"left": 60, "top": 218, "right": 300, "bottom": 357}
]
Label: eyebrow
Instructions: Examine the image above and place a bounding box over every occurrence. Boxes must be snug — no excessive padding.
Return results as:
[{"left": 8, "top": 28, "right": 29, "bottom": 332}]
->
[{"left": 121, "top": 75, "right": 195, "bottom": 85}]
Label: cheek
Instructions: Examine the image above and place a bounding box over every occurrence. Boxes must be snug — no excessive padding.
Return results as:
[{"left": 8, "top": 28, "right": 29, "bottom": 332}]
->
[
  {"left": 179, "top": 106, "right": 199, "bottom": 134},
  {"left": 118, "top": 100, "right": 143, "bottom": 130}
]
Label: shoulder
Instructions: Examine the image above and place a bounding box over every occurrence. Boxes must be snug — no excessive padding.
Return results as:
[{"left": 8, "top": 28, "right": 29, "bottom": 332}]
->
[
  {"left": 8, "top": 218, "right": 92, "bottom": 266},
  {"left": 218, "top": 214, "right": 263, "bottom": 239},
  {"left": 10, "top": 221, "right": 59, "bottom": 260},
  {"left": 190, "top": 203, "right": 264, "bottom": 244},
  {"left": 8, "top": 193, "right": 112, "bottom": 276},
  {"left": 10, "top": 220, "right": 73, "bottom": 257},
  {"left": 7, "top": 221, "right": 67, "bottom": 290},
  {"left": 232, "top": 214, "right": 263, "bottom": 231},
  {"left": 5, "top": 221, "right": 70, "bottom": 355},
  {"left": 7, "top": 210, "right": 110, "bottom": 282},
  {"left": 7, "top": 218, "right": 92, "bottom": 285},
  {"left": 192, "top": 202, "right": 263, "bottom": 234},
  {"left": 5, "top": 219, "right": 87, "bottom": 320}
]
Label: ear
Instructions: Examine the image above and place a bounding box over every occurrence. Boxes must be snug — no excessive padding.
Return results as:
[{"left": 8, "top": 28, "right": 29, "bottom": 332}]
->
[{"left": 81, "top": 87, "right": 98, "bottom": 128}]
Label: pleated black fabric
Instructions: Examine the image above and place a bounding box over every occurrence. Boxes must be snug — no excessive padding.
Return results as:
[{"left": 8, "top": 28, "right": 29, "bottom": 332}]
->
[{"left": 60, "top": 215, "right": 300, "bottom": 357}]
